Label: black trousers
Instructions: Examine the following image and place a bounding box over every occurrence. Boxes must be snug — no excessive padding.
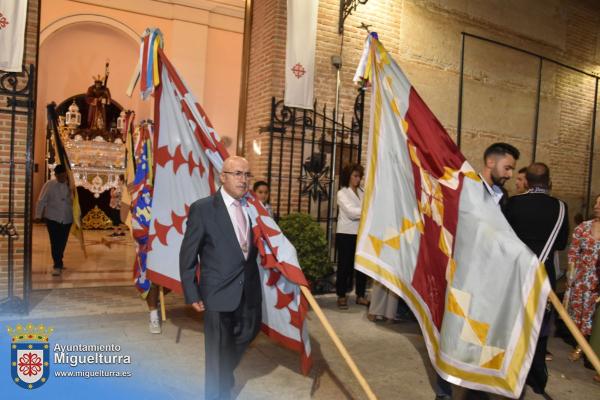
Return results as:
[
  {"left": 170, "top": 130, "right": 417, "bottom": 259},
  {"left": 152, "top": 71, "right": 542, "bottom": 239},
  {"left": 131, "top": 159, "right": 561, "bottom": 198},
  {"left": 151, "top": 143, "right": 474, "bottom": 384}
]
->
[
  {"left": 109, "top": 207, "right": 121, "bottom": 226},
  {"left": 203, "top": 291, "right": 261, "bottom": 400},
  {"left": 526, "top": 333, "right": 549, "bottom": 394},
  {"left": 522, "top": 302, "right": 554, "bottom": 395},
  {"left": 46, "top": 219, "right": 71, "bottom": 269},
  {"left": 336, "top": 233, "right": 367, "bottom": 298}
]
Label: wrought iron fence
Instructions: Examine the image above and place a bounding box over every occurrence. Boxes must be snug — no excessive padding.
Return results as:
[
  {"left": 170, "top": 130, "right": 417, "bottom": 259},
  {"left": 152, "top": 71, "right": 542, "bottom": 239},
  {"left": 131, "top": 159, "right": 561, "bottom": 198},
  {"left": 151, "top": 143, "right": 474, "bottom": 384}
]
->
[
  {"left": 265, "top": 88, "right": 365, "bottom": 247},
  {"left": 0, "top": 65, "right": 36, "bottom": 314}
]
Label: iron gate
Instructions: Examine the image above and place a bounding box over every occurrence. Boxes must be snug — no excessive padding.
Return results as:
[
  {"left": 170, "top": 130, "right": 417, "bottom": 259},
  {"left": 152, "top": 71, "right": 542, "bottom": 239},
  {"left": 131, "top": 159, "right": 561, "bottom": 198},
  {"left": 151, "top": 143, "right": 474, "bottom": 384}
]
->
[
  {"left": 265, "top": 88, "right": 365, "bottom": 245},
  {"left": 0, "top": 65, "right": 36, "bottom": 314}
]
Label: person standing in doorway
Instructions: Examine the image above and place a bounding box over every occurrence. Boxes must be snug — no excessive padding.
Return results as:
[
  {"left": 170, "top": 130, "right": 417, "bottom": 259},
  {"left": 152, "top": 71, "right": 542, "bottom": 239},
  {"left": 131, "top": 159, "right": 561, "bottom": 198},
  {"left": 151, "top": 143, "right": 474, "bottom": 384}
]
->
[{"left": 35, "top": 164, "right": 73, "bottom": 276}]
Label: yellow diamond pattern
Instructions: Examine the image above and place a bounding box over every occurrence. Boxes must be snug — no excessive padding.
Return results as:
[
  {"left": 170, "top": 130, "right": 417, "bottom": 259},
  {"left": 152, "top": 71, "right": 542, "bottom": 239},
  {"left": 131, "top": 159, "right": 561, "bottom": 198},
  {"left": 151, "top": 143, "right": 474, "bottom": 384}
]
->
[
  {"left": 367, "top": 216, "right": 427, "bottom": 258},
  {"left": 368, "top": 235, "right": 385, "bottom": 257},
  {"left": 468, "top": 318, "right": 489, "bottom": 345},
  {"left": 384, "top": 235, "right": 400, "bottom": 250},
  {"left": 446, "top": 287, "right": 503, "bottom": 368},
  {"left": 480, "top": 346, "right": 505, "bottom": 370}
]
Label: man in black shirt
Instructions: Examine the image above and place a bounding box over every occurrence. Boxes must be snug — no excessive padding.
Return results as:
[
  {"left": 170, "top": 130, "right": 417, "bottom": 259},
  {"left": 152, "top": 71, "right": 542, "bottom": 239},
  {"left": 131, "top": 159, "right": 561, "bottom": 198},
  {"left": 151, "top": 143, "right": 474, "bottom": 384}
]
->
[
  {"left": 505, "top": 162, "right": 569, "bottom": 289},
  {"left": 504, "top": 162, "right": 569, "bottom": 395}
]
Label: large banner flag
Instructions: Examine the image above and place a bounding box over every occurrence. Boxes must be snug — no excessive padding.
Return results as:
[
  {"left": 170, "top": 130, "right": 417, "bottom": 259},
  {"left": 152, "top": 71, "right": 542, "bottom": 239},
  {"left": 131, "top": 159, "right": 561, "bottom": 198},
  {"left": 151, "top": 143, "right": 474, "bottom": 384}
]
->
[
  {"left": 353, "top": 33, "right": 549, "bottom": 398},
  {"left": 46, "top": 104, "right": 86, "bottom": 257},
  {"left": 0, "top": 0, "right": 27, "bottom": 72},
  {"left": 284, "top": 0, "right": 318, "bottom": 109},
  {"left": 139, "top": 30, "right": 224, "bottom": 290},
  {"left": 137, "top": 28, "right": 312, "bottom": 373}
]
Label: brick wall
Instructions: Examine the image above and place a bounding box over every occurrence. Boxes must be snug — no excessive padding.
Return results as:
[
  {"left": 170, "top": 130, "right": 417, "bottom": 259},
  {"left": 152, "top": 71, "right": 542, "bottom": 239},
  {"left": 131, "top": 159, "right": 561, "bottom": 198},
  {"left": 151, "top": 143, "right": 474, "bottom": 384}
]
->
[
  {"left": 243, "top": 0, "right": 286, "bottom": 182},
  {"left": 0, "top": 0, "right": 40, "bottom": 302},
  {"left": 243, "top": 0, "right": 600, "bottom": 221}
]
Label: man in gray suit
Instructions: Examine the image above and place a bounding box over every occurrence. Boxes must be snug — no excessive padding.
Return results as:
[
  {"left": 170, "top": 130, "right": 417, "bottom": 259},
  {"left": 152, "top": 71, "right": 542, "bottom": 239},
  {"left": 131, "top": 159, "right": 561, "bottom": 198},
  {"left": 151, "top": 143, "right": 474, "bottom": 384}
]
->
[{"left": 179, "top": 156, "right": 262, "bottom": 400}]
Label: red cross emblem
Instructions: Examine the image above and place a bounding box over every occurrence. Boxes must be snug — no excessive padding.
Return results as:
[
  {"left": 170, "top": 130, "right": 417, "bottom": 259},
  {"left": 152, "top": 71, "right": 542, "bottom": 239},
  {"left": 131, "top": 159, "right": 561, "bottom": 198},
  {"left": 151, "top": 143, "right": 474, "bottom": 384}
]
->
[
  {"left": 291, "top": 63, "right": 306, "bottom": 79},
  {"left": 0, "top": 13, "right": 9, "bottom": 30},
  {"left": 18, "top": 352, "right": 43, "bottom": 377}
]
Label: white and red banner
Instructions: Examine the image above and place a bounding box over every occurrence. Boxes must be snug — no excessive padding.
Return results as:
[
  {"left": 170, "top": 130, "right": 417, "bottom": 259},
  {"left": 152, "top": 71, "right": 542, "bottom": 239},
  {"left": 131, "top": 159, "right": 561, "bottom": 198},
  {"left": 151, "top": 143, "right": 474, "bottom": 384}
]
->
[
  {"left": 0, "top": 0, "right": 28, "bottom": 72},
  {"left": 145, "top": 50, "right": 222, "bottom": 290},
  {"left": 137, "top": 28, "right": 312, "bottom": 374},
  {"left": 354, "top": 33, "right": 549, "bottom": 398},
  {"left": 284, "top": 0, "right": 318, "bottom": 109}
]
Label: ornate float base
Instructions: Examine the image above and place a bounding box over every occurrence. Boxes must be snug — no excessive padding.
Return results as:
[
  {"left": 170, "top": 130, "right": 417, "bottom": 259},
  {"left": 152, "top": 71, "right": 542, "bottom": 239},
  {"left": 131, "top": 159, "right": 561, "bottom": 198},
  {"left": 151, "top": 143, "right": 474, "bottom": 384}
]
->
[{"left": 82, "top": 206, "right": 113, "bottom": 230}]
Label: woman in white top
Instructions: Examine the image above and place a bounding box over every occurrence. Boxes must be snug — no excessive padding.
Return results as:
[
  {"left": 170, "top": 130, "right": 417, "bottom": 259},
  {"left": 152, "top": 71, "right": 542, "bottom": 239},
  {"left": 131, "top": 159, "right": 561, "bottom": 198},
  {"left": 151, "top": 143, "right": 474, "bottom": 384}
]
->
[{"left": 336, "top": 163, "right": 369, "bottom": 309}]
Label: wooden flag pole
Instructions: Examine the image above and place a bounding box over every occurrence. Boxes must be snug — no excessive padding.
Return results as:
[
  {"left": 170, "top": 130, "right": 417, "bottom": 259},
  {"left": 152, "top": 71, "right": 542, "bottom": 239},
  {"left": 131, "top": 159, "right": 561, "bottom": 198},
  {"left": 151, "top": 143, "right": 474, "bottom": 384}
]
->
[
  {"left": 159, "top": 286, "right": 166, "bottom": 322},
  {"left": 548, "top": 290, "right": 600, "bottom": 374},
  {"left": 300, "top": 286, "right": 377, "bottom": 400}
]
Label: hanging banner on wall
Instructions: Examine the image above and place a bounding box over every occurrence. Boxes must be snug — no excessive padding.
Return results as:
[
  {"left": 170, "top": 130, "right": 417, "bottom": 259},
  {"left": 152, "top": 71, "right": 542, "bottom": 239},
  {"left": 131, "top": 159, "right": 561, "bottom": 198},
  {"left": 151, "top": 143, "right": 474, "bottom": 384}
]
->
[
  {"left": 284, "top": 0, "right": 319, "bottom": 109},
  {"left": 0, "top": 0, "right": 28, "bottom": 72}
]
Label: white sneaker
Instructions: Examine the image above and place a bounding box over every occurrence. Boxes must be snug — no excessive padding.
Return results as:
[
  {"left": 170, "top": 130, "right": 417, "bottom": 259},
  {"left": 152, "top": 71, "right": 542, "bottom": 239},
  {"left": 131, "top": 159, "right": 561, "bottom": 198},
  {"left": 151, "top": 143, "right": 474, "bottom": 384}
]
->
[{"left": 149, "top": 319, "right": 161, "bottom": 334}]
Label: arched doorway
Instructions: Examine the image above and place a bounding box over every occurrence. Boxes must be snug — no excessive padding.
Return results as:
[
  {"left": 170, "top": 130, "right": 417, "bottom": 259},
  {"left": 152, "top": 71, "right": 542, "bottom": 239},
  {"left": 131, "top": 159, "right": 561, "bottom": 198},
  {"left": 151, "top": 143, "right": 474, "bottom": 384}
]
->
[{"left": 34, "top": 20, "right": 148, "bottom": 289}]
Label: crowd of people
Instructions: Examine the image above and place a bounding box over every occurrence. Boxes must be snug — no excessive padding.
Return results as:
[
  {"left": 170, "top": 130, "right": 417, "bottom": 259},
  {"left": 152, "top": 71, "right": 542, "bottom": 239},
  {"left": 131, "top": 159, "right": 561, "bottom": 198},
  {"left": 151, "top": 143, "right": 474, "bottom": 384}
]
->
[{"left": 35, "top": 144, "right": 599, "bottom": 399}]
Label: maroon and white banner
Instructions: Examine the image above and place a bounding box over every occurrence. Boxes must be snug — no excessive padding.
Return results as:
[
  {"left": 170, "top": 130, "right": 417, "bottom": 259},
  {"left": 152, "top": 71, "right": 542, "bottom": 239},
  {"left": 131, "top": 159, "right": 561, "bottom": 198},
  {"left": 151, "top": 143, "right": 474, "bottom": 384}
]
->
[
  {"left": 284, "top": 0, "right": 318, "bottom": 109},
  {"left": 354, "top": 33, "right": 549, "bottom": 398},
  {"left": 0, "top": 0, "right": 27, "bottom": 72}
]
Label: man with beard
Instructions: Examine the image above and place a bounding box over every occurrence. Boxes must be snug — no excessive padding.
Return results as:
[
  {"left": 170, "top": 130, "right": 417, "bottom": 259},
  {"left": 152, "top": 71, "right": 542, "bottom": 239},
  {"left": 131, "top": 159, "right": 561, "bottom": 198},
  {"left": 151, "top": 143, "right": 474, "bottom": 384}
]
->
[
  {"left": 480, "top": 142, "right": 520, "bottom": 210},
  {"left": 85, "top": 75, "right": 111, "bottom": 131}
]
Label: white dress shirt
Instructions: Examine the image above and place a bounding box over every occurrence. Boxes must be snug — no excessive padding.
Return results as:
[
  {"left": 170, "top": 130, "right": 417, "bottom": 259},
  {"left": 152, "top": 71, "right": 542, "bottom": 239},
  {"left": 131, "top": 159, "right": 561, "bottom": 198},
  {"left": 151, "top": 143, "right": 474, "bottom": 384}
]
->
[
  {"left": 336, "top": 186, "right": 364, "bottom": 235},
  {"left": 220, "top": 188, "right": 250, "bottom": 247},
  {"left": 35, "top": 179, "right": 73, "bottom": 224}
]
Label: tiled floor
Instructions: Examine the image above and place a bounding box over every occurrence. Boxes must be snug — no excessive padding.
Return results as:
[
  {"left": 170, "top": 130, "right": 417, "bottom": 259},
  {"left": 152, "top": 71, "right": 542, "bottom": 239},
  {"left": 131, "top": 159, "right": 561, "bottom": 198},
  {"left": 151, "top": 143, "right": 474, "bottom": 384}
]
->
[{"left": 32, "top": 224, "right": 135, "bottom": 289}]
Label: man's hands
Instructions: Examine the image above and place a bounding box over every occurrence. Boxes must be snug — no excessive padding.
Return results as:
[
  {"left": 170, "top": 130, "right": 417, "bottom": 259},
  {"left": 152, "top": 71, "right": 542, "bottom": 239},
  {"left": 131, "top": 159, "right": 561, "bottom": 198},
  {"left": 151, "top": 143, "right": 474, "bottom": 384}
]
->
[{"left": 191, "top": 301, "right": 205, "bottom": 312}]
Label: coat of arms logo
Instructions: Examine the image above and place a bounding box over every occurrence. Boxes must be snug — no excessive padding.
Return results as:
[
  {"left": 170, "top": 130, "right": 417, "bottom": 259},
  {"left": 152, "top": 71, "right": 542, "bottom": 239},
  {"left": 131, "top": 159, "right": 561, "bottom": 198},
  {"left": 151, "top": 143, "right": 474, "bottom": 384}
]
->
[{"left": 7, "top": 323, "right": 53, "bottom": 389}]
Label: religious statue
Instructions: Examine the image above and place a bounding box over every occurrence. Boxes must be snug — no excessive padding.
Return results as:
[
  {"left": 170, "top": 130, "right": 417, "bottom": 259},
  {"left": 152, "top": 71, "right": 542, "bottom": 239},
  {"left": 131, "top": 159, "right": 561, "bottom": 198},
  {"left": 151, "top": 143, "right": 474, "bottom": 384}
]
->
[{"left": 85, "top": 74, "right": 111, "bottom": 130}]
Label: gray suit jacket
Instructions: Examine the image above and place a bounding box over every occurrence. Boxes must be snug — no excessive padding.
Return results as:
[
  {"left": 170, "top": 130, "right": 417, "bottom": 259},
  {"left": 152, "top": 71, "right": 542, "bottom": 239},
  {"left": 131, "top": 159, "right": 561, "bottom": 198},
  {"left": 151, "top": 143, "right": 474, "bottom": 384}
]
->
[{"left": 179, "top": 190, "right": 261, "bottom": 312}]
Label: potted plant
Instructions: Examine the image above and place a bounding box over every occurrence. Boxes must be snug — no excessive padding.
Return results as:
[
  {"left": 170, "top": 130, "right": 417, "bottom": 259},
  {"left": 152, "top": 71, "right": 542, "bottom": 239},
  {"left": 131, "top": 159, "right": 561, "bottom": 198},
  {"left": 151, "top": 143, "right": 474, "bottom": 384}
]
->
[{"left": 278, "top": 213, "right": 333, "bottom": 293}]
